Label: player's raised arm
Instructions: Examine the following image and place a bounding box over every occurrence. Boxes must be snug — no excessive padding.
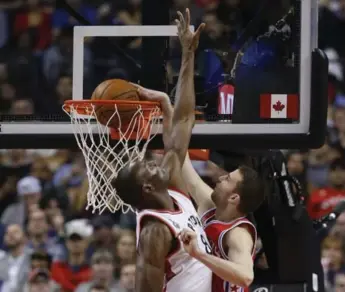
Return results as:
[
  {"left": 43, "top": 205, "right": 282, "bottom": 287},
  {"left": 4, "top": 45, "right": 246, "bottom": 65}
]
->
[
  {"left": 136, "top": 219, "right": 172, "bottom": 292},
  {"left": 133, "top": 85, "right": 173, "bottom": 147},
  {"left": 162, "top": 9, "right": 205, "bottom": 167},
  {"left": 182, "top": 153, "right": 215, "bottom": 214}
]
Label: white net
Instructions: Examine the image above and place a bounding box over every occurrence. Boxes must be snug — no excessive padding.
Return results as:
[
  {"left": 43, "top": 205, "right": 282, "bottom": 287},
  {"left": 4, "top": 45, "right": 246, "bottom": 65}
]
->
[{"left": 63, "top": 102, "right": 161, "bottom": 214}]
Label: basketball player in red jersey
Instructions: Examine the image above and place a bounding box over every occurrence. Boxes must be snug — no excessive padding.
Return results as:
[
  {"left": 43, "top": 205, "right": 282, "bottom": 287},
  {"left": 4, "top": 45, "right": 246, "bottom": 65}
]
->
[
  {"left": 179, "top": 152, "right": 265, "bottom": 291},
  {"left": 113, "top": 10, "right": 212, "bottom": 292}
]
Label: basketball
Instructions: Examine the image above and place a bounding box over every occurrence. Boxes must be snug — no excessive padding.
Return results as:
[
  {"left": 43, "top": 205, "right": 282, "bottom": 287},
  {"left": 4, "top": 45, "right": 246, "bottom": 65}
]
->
[{"left": 91, "top": 79, "right": 140, "bottom": 128}]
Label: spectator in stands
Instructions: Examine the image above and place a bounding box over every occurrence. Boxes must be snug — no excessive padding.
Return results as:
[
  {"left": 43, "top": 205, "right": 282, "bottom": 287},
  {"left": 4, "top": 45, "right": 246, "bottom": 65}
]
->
[
  {"left": 335, "top": 271, "right": 345, "bottom": 292},
  {"left": 332, "top": 100, "right": 345, "bottom": 152},
  {"left": 307, "top": 159, "right": 345, "bottom": 220},
  {"left": 321, "top": 235, "right": 345, "bottom": 290},
  {"left": 113, "top": 229, "right": 135, "bottom": 274},
  {"left": 331, "top": 212, "right": 345, "bottom": 237},
  {"left": 6, "top": 31, "right": 39, "bottom": 99},
  {"left": 199, "top": 11, "right": 226, "bottom": 49},
  {"left": 307, "top": 143, "right": 341, "bottom": 189},
  {"left": 286, "top": 151, "right": 308, "bottom": 194},
  {"left": 51, "top": 219, "right": 93, "bottom": 292},
  {"left": 30, "top": 250, "right": 52, "bottom": 270},
  {"left": 14, "top": 0, "right": 52, "bottom": 52},
  {"left": 24, "top": 250, "right": 61, "bottom": 291},
  {"left": 0, "top": 150, "right": 32, "bottom": 217},
  {"left": 24, "top": 268, "right": 59, "bottom": 292},
  {"left": 44, "top": 73, "right": 72, "bottom": 115},
  {"left": 75, "top": 249, "right": 118, "bottom": 292},
  {"left": 91, "top": 216, "right": 116, "bottom": 251},
  {"left": 1, "top": 176, "right": 42, "bottom": 227},
  {"left": 10, "top": 99, "right": 34, "bottom": 115},
  {"left": 0, "top": 224, "right": 31, "bottom": 291},
  {"left": 116, "top": 0, "right": 142, "bottom": 25},
  {"left": 52, "top": 0, "right": 97, "bottom": 38},
  {"left": 89, "top": 283, "right": 110, "bottom": 292},
  {"left": 26, "top": 209, "right": 61, "bottom": 258},
  {"left": 0, "top": 175, "right": 17, "bottom": 218},
  {"left": 0, "top": 63, "right": 16, "bottom": 114},
  {"left": 0, "top": 81, "right": 16, "bottom": 114},
  {"left": 117, "top": 262, "right": 135, "bottom": 292},
  {"left": 40, "top": 195, "right": 67, "bottom": 238},
  {"left": 0, "top": 1, "right": 23, "bottom": 49},
  {"left": 43, "top": 27, "right": 74, "bottom": 86}
]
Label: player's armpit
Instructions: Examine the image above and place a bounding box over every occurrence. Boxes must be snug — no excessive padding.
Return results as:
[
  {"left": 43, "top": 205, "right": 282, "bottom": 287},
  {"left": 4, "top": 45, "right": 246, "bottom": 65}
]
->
[
  {"left": 182, "top": 153, "right": 214, "bottom": 214},
  {"left": 194, "top": 226, "right": 254, "bottom": 287},
  {"left": 136, "top": 220, "right": 173, "bottom": 292}
]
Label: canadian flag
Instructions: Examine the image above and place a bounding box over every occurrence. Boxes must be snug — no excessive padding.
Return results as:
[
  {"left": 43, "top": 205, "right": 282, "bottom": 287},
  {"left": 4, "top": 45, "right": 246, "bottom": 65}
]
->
[
  {"left": 218, "top": 84, "right": 234, "bottom": 115},
  {"left": 260, "top": 94, "right": 299, "bottom": 119}
]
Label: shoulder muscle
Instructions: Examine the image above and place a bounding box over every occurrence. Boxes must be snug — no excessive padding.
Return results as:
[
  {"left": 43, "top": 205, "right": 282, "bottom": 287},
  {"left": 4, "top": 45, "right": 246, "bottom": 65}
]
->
[{"left": 139, "top": 220, "right": 173, "bottom": 267}]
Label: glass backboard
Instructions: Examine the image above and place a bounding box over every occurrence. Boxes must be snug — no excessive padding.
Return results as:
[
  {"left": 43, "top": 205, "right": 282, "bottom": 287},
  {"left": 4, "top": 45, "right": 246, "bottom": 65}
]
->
[{"left": 0, "top": 0, "right": 327, "bottom": 149}]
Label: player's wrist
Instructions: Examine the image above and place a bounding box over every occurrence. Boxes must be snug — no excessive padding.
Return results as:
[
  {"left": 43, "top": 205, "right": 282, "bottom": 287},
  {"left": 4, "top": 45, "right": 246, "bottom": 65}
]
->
[
  {"left": 181, "top": 49, "right": 195, "bottom": 58},
  {"left": 193, "top": 248, "right": 206, "bottom": 260}
]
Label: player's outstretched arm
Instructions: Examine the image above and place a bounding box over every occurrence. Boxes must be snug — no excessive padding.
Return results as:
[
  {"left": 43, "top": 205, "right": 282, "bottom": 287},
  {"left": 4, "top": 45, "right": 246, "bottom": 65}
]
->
[
  {"left": 182, "top": 153, "right": 215, "bottom": 214},
  {"left": 162, "top": 9, "right": 205, "bottom": 169},
  {"left": 180, "top": 227, "right": 254, "bottom": 287},
  {"left": 136, "top": 220, "right": 172, "bottom": 292},
  {"left": 133, "top": 85, "right": 173, "bottom": 147}
]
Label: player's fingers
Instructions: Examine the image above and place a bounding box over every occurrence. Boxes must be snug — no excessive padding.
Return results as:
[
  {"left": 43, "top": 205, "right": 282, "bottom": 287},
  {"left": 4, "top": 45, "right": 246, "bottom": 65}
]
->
[
  {"left": 129, "top": 82, "right": 142, "bottom": 90},
  {"left": 177, "top": 11, "right": 185, "bottom": 27},
  {"left": 185, "top": 8, "right": 190, "bottom": 27},
  {"left": 182, "top": 234, "right": 190, "bottom": 244},
  {"left": 194, "top": 23, "right": 205, "bottom": 39},
  {"left": 137, "top": 88, "right": 157, "bottom": 101},
  {"left": 179, "top": 230, "right": 190, "bottom": 243}
]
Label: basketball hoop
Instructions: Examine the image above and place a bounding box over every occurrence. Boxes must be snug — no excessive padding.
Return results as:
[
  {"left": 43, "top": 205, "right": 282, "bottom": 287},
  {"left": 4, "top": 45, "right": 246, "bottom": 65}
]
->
[{"left": 63, "top": 100, "right": 161, "bottom": 214}]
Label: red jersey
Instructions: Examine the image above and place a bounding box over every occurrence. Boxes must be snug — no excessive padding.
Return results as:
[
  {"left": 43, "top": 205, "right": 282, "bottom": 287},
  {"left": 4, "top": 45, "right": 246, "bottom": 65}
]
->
[
  {"left": 201, "top": 208, "right": 257, "bottom": 292},
  {"left": 307, "top": 187, "right": 345, "bottom": 219}
]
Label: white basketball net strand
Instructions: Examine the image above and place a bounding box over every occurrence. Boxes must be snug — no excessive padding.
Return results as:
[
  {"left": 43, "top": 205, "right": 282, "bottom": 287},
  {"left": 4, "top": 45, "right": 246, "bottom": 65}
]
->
[{"left": 63, "top": 103, "right": 161, "bottom": 214}]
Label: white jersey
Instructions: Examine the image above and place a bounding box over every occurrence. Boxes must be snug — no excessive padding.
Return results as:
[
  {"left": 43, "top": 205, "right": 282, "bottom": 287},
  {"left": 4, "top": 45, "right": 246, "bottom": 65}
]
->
[{"left": 136, "top": 189, "right": 212, "bottom": 292}]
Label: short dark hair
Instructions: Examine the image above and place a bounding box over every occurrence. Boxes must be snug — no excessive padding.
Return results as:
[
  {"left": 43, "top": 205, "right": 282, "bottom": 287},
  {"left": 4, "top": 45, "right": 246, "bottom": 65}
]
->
[
  {"left": 112, "top": 163, "right": 143, "bottom": 208},
  {"left": 91, "top": 249, "right": 114, "bottom": 265},
  {"left": 330, "top": 159, "right": 345, "bottom": 171},
  {"left": 236, "top": 165, "right": 264, "bottom": 214},
  {"left": 31, "top": 250, "right": 52, "bottom": 269},
  {"left": 89, "top": 283, "right": 109, "bottom": 292}
]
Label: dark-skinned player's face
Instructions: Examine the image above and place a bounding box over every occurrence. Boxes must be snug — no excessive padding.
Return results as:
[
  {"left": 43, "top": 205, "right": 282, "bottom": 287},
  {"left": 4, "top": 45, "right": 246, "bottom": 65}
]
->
[
  {"left": 211, "top": 169, "right": 243, "bottom": 207},
  {"left": 134, "top": 159, "right": 170, "bottom": 191}
]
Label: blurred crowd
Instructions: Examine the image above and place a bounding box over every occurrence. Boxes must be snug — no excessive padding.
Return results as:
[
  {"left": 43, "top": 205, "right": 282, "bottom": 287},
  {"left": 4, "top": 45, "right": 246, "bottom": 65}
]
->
[
  {"left": 0, "top": 0, "right": 345, "bottom": 292},
  {"left": 0, "top": 149, "right": 137, "bottom": 292}
]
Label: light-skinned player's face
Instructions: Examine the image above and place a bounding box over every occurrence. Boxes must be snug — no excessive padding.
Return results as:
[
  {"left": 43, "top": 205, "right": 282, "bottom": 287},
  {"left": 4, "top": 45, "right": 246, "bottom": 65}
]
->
[{"left": 211, "top": 169, "right": 243, "bottom": 208}]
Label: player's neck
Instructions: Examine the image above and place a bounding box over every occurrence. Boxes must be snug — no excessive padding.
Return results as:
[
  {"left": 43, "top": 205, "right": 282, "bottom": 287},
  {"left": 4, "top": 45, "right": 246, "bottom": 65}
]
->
[
  {"left": 159, "top": 190, "right": 175, "bottom": 211},
  {"left": 214, "top": 207, "right": 243, "bottom": 222},
  {"left": 148, "top": 190, "right": 175, "bottom": 211}
]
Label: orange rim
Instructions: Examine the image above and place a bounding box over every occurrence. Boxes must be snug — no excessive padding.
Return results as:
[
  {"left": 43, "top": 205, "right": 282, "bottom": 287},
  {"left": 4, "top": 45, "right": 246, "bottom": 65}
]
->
[{"left": 63, "top": 99, "right": 161, "bottom": 115}]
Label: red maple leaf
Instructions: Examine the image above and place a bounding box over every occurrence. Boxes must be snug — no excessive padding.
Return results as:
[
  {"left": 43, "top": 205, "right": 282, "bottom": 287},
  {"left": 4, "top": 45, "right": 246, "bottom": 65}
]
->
[{"left": 272, "top": 100, "right": 285, "bottom": 112}]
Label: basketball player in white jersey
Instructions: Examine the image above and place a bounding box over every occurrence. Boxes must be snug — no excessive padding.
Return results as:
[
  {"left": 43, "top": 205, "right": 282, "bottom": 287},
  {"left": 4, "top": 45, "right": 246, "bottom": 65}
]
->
[
  {"left": 178, "top": 156, "right": 265, "bottom": 292},
  {"left": 113, "top": 9, "right": 212, "bottom": 292}
]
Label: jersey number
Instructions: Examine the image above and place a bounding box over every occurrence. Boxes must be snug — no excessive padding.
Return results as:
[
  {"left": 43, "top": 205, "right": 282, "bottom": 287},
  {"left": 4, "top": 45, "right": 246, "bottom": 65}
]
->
[{"left": 201, "top": 234, "right": 212, "bottom": 254}]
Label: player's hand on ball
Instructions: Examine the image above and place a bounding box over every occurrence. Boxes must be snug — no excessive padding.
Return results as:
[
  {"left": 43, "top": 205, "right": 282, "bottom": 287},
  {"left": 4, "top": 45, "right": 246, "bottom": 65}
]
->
[
  {"left": 175, "top": 8, "right": 205, "bottom": 52},
  {"left": 131, "top": 83, "right": 169, "bottom": 102},
  {"left": 179, "top": 228, "right": 202, "bottom": 258}
]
